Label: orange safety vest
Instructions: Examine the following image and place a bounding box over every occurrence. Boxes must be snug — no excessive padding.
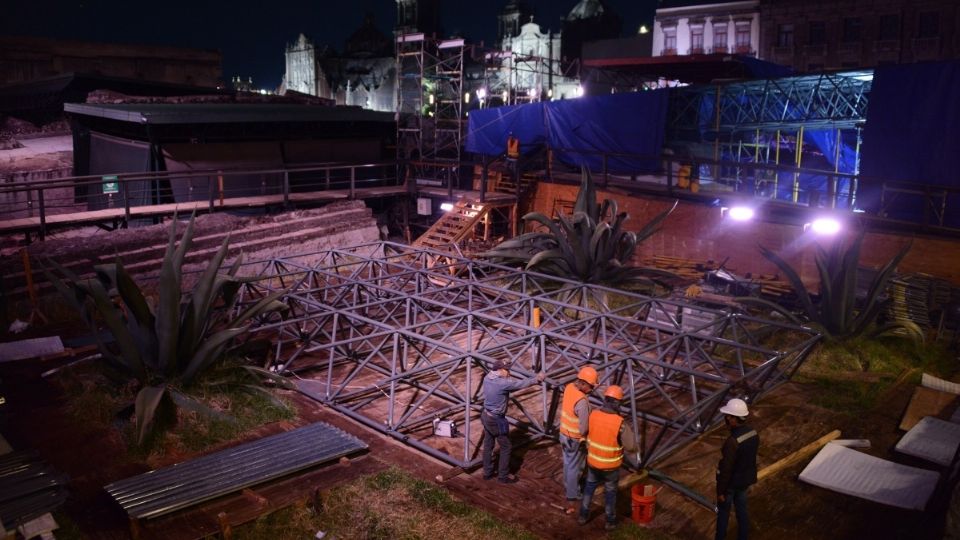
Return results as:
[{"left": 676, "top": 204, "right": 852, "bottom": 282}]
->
[
  {"left": 506, "top": 136, "right": 520, "bottom": 159},
  {"left": 559, "top": 383, "right": 587, "bottom": 440},
  {"left": 586, "top": 410, "right": 623, "bottom": 470}
]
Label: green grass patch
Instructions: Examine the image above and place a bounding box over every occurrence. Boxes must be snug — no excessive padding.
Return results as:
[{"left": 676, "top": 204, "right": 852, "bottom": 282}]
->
[
  {"left": 798, "top": 336, "right": 956, "bottom": 413},
  {"left": 58, "top": 356, "right": 295, "bottom": 459},
  {"left": 235, "top": 468, "right": 536, "bottom": 540}
]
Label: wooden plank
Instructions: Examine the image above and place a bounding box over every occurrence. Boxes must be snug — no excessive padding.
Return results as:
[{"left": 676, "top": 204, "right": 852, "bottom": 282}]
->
[
  {"left": 900, "top": 386, "right": 960, "bottom": 431},
  {"left": 757, "top": 429, "right": 841, "bottom": 482}
]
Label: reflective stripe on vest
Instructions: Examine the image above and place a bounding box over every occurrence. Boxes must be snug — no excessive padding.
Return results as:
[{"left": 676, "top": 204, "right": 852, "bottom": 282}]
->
[
  {"left": 736, "top": 430, "right": 757, "bottom": 444},
  {"left": 559, "top": 383, "right": 587, "bottom": 439},
  {"left": 586, "top": 410, "right": 623, "bottom": 470}
]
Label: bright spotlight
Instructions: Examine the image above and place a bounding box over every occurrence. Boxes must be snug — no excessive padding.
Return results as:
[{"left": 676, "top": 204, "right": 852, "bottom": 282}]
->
[
  {"left": 575, "top": 85, "right": 584, "bottom": 97},
  {"left": 440, "top": 202, "right": 454, "bottom": 212},
  {"left": 808, "top": 217, "right": 841, "bottom": 235},
  {"left": 727, "top": 206, "right": 755, "bottom": 221},
  {"left": 476, "top": 88, "right": 487, "bottom": 100}
]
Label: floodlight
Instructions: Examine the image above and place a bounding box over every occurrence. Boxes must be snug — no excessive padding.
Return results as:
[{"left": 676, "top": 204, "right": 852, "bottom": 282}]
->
[
  {"left": 809, "top": 217, "right": 841, "bottom": 235},
  {"left": 727, "top": 206, "right": 754, "bottom": 221},
  {"left": 440, "top": 202, "right": 454, "bottom": 212}
]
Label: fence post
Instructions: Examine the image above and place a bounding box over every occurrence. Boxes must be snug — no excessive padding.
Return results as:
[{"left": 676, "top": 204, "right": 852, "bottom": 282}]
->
[
  {"left": 282, "top": 171, "right": 290, "bottom": 209},
  {"left": 209, "top": 174, "right": 215, "bottom": 212},
  {"left": 37, "top": 188, "right": 46, "bottom": 241},
  {"left": 121, "top": 178, "right": 131, "bottom": 227},
  {"left": 349, "top": 167, "right": 356, "bottom": 200}
]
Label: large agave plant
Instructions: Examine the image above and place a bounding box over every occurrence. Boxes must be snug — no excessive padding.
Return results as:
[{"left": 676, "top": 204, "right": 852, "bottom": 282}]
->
[
  {"left": 44, "top": 214, "right": 288, "bottom": 443},
  {"left": 482, "top": 168, "right": 677, "bottom": 289},
  {"left": 741, "top": 232, "right": 920, "bottom": 342}
]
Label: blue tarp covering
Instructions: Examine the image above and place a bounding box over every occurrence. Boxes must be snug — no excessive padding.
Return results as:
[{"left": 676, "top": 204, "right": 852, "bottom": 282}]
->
[
  {"left": 860, "top": 60, "right": 960, "bottom": 224},
  {"left": 466, "top": 91, "right": 669, "bottom": 173}
]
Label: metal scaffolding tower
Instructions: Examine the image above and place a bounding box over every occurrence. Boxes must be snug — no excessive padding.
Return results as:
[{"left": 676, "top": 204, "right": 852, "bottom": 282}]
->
[
  {"left": 396, "top": 33, "right": 465, "bottom": 189},
  {"left": 241, "top": 242, "right": 821, "bottom": 471}
]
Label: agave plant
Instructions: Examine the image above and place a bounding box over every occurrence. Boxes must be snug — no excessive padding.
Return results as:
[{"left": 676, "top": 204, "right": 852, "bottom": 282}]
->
[
  {"left": 482, "top": 168, "right": 677, "bottom": 290},
  {"left": 740, "top": 232, "right": 920, "bottom": 342},
  {"left": 44, "top": 214, "right": 288, "bottom": 443}
]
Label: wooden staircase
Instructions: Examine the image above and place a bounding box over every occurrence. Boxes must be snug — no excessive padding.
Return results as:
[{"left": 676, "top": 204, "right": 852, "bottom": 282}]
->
[{"left": 413, "top": 200, "right": 490, "bottom": 250}]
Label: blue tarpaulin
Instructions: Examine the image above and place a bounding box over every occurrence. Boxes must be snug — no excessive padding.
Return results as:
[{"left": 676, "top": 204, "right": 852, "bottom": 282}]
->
[
  {"left": 860, "top": 60, "right": 960, "bottom": 224},
  {"left": 466, "top": 91, "right": 669, "bottom": 173}
]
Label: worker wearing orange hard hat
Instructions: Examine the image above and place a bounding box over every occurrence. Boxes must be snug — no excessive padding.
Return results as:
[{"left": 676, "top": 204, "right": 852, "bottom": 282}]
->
[
  {"left": 559, "top": 366, "right": 598, "bottom": 515},
  {"left": 578, "top": 384, "right": 635, "bottom": 531}
]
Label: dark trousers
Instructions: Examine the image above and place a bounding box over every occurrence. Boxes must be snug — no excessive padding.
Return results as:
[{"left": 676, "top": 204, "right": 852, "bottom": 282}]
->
[
  {"left": 481, "top": 411, "right": 511, "bottom": 480},
  {"left": 580, "top": 466, "right": 620, "bottom": 524},
  {"left": 716, "top": 488, "right": 749, "bottom": 540}
]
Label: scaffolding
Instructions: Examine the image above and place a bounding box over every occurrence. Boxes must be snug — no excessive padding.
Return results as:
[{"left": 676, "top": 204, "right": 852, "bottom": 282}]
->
[
  {"left": 666, "top": 70, "right": 872, "bottom": 203},
  {"left": 241, "top": 242, "right": 821, "bottom": 470},
  {"left": 396, "top": 34, "right": 465, "bottom": 189}
]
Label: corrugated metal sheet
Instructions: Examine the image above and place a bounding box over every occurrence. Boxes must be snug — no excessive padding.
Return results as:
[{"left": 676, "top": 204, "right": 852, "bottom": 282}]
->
[
  {"left": 104, "top": 421, "right": 367, "bottom": 519},
  {"left": 0, "top": 452, "right": 69, "bottom": 530}
]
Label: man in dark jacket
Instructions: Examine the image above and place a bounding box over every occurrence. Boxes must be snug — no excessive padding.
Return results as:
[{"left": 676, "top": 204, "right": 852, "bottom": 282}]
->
[
  {"left": 481, "top": 360, "right": 545, "bottom": 483},
  {"left": 716, "top": 398, "right": 759, "bottom": 540}
]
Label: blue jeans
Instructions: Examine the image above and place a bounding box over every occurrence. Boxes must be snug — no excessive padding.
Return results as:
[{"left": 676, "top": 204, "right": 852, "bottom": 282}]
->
[
  {"left": 580, "top": 466, "right": 620, "bottom": 524},
  {"left": 560, "top": 434, "right": 586, "bottom": 500},
  {"left": 716, "top": 488, "right": 749, "bottom": 540},
  {"left": 481, "top": 412, "right": 511, "bottom": 480}
]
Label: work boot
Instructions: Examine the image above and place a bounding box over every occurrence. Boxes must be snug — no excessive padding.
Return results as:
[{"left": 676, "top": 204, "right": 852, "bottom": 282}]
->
[
  {"left": 577, "top": 513, "right": 588, "bottom": 526},
  {"left": 605, "top": 520, "right": 617, "bottom": 531},
  {"left": 498, "top": 474, "right": 519, "bottom": 484}
]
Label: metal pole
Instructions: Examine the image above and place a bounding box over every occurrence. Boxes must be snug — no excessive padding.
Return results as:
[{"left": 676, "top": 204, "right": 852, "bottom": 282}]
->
[
  {"left": 37, "top": 188, "right": 46, "bottom": 241},
  {"left": 282, "top": 171, "right": 290, "bottom": 209},
  {"left": 121, "top": 178, "right": 131, "bottom": 227},
  {"left": 349, "top": 167, "right": 356, "bottom": 200}
]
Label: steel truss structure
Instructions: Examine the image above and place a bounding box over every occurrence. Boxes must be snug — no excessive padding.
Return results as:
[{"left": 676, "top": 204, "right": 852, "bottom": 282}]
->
[
  {"left": 668, "top": 70, "right": 873, "bottom": 137},
  {"left": 241, "top": 242, "right": 821, "bottom": 470},
  {"left": 396, "top": 33, "right": 465, "bottom": 189}
]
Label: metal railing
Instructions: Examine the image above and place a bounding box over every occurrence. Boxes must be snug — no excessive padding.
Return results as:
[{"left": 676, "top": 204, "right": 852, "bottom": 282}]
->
[{"left": 0, "top": 161, "right": 401, "bottom": 240}]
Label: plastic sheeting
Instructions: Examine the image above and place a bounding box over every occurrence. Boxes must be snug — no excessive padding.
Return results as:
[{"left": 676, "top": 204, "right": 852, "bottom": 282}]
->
[
  {"left": 466, "top": 91, "right": 668, "bottom": 173},
  {"left": 895, "top": 416, "right": 960, "bottom": 467},
  {"left": 799, "top": 442, "right": 938, "bottom": 510},
  {"left": 859, "top": 60, "right": 960, "bottom": 222}
]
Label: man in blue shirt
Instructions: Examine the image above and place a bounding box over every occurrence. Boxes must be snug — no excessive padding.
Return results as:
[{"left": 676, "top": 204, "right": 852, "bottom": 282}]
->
[{"left": 481, "top": 359, "right": 545, "bottom": 483}]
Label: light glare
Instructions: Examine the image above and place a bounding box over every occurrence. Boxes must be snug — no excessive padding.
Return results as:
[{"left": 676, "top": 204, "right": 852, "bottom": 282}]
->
[
  {"left": 440, "top": 202, "right": 454, "bottom": 212},
  {"left": 728, "top": 206, "right": 754, "bottom": 221},
  {"left": 810, "top": 217, "right": 841, "bottom": 235}
]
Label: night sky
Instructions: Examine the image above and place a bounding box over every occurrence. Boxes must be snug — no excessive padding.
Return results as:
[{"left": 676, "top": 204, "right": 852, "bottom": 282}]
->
[{"left": 2, "top": 0, "right": 659, "bottom": 89}]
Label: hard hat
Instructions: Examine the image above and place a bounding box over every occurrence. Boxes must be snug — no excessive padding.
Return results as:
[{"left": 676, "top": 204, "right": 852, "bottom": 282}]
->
[
  {"left": 604, "top": 385, "right": 624, "bottom": 401},
  {"left": 577, "top": 366, "right": 598, "bottom": 387},
  {"left": 719, "top": 398, "right": 749, "bottom": 418}
]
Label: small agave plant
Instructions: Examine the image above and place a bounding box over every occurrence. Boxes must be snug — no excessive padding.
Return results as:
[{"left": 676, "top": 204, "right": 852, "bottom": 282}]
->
[
  {"left": 44, "top": 213, "right": 288, "bottom": 443},
  {"left": 740, "top": 232, "right": 921, "bottom": 343}
]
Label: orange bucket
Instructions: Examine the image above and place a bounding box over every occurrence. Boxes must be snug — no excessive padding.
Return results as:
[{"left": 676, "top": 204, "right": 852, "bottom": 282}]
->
[{"left": 631, "top": 484, "right": 658, "bottom": 525}]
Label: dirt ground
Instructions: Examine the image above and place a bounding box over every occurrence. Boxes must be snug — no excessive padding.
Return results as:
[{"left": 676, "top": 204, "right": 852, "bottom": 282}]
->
[{"left": 0, "top": 338, "right": 953, "bottom": 539}]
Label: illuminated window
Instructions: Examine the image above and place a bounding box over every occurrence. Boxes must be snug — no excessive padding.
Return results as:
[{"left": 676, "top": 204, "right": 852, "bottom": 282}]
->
[
  {"left": 663, "top": 26, "right": 677, "bottom": 54},
  {"left": 690, "top": 26, "right": 704, "bottom": 53},
  {"left": 713, "top": 24, "right": 728, "bottom": 52}
]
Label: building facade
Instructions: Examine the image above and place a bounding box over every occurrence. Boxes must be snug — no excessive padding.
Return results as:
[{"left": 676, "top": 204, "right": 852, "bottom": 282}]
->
[
  {"left": 282, "top": 14, "right": 397, "bottom": 112},
  {"left": 652, "top": 1, "right": 761, "bottom": 57},
  {"left": 761, "top": 0, "right": 960, "bottom": 72}
]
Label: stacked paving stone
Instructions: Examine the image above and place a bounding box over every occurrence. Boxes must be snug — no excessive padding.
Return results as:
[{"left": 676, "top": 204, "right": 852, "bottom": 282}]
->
[{"left": 3, "top": 200, "right": 379, "bottom": 304}]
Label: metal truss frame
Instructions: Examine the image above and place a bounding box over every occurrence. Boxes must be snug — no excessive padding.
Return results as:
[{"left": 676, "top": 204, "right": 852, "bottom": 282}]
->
[
  {"left": 668, "top": 70, "right": 873, "bottom": 139},
  {"left": 240, "top": 242, "right": 821, "bottom": 470}
]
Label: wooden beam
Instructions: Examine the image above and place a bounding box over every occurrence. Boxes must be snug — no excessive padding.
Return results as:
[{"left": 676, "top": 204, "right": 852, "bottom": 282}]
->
[{"left": 757, "top": 429, "right": 841, "bottom": 482}]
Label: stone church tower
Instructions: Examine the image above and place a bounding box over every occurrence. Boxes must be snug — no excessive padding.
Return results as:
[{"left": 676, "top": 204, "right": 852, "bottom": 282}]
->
[{"left": 285, "top": 34, "right": 320, "bottom": 96}]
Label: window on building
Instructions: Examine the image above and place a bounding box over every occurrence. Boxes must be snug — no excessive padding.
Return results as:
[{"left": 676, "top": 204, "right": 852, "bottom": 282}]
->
[
  {"left": 842, "top": 17, "right": 862, "bottom": 42},
  {"left": 918, "top": 11, "right": 940, "bottom": 38},
  {"left": 735, "top": 22, "right": 751, "bottom": 52},
  {"left": 777, "top": 24, "right": 794, "bottom": 47},
  {"left": 808, "top": 21, "right": 826, "bottom": 45},
  {"left": 878, "top": 14, "right": 899, "bottom": 41},
  {"left": 713, "top": 24, "right": 728, "bottom": 52},
  {"left": 690, "top": 26, "right": 704, "bottom": 53},
  {"left": 663, "top": 26, "right": 677, "bottom": 54}
]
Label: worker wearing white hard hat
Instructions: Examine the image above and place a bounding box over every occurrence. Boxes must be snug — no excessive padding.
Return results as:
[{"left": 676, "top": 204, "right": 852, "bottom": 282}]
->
[{"left": 715, "top": 398, "right": 759, "bottom": 540}]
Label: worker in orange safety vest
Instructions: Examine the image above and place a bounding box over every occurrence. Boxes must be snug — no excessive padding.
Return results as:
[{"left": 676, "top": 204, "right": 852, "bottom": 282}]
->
[
  {"left": 578, "top": 384, "right": 635, "bottom": 531},
  {"left": 506, "top": 133, "right": 520, "bottom": 160},
  {"left": 559, "top": 366, "right": 599, "bottom": 514}
]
